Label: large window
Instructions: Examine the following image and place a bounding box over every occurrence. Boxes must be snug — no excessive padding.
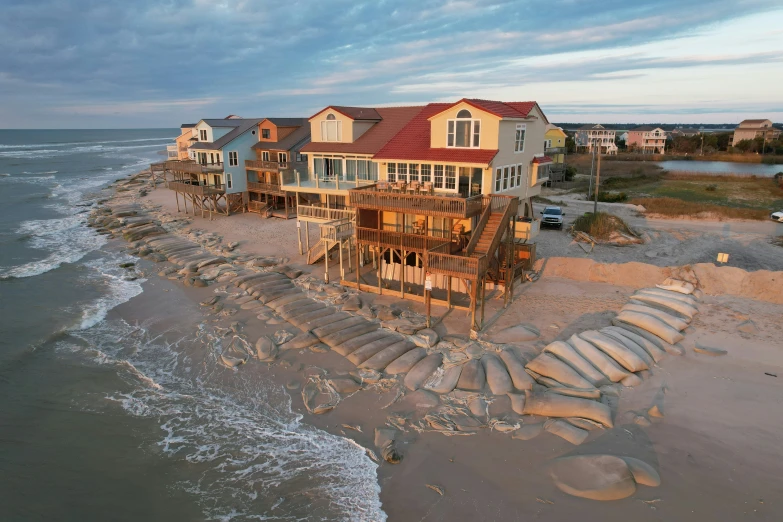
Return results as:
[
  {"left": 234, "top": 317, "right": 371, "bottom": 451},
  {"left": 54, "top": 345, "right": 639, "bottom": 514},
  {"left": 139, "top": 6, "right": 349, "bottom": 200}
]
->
[
  {"left": 279, "top": 152, "right": 288, "bottom": 164},
  {"left": 444, "top": 166, "right": 456, "bottom": 190},
  {"left": 447, "top": 109, "right": 480, "bottom": 148},
  {"left": 387, "top": 162, "right": 396, "bottom": 183},
  {"left": 434, "top": 165, "right": 443, "bottom": 187},
  {"left": 228, "top": 151, "right": 238, "bottom": 166},
  {"left": 421, "top": 164, "right": 431, "bottom": 183},
  {"left": 515, "top": 124, "right": 526, "bottom": 152},
  {"left": 227, "top": 173, "right": 233, "bottom": 189},
  {"left": 320, "top": 114, "right": 342, "bottom": 142},
  {"left": 397, "top": 163, "right": 408, "bottom": 183},
  {"left": 347, "top": 159, "right": 378, "bottom": 181},
  {"left": 262, "top": 151, "right": 270, "bottom": 162},
  {"left": 409, "top": 164, "right": 419, "bottom": 182},
  {"left": 199, "top": 129, "right": 207, "bottom": 141},
  {"left": 493, "top": 163, "right": 527, "bottom": 192}
]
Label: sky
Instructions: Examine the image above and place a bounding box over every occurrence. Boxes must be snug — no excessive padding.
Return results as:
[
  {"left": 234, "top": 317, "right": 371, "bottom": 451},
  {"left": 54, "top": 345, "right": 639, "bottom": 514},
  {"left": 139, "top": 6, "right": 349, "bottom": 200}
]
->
[{"left": 1, "top": 0, "right": 782, "bottom": 128}]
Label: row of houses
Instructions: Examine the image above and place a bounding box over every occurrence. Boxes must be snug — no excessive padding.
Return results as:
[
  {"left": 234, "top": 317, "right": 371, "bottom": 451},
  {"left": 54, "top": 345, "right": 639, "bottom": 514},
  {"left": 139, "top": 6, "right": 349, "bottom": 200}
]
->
[
  {"left": 573, "top": 119, "right": 781, "bottom": 155},
  {"left": 155, "top": 99, "right": 557, "bottom": 330}
]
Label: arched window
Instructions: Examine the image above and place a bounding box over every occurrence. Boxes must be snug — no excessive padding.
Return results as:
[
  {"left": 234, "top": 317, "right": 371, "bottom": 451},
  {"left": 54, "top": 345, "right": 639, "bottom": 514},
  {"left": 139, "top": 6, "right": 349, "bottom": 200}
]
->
[
  {"left": 326, "top": 114, "right": 336, "bottom": 120},
  {"left": 321, "top": 113, "right": 341, "bottom": 141},
  {"left": 448, "top": 109, "right": 480, "bottom": 147}
]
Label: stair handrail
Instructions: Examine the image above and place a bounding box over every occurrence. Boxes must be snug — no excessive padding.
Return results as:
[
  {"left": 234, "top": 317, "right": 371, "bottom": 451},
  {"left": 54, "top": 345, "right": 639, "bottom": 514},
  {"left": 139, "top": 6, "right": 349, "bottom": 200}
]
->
[
  {"left": 465, "top": 196, "right": 493, "bottom": 256},
  {"left": 479, "top": 197, "right": 519, "bottom": 272}
]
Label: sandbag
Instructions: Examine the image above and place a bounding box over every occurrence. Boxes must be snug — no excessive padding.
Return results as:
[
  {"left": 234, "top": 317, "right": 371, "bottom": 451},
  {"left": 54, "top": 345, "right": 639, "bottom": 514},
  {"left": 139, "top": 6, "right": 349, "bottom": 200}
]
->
[
  {"left": 508, "top": 393, "right": 526, "bottom": 415},
  {"left": 279, "top": 302, "right": 324, "bottom": 320},
  {"left": 404, "top": 353, "right": 443, "bottom": 391},
  {"left": 374, "top": 428, "right": 402, "bottom": 464},
  {"left": 543, "top": 341, "right": 608, "bottom": 386},
  {"left": 612, "top": 319, "right": 685, "bottom": 356},
  {"left": 579, "top": 331, "right": 649, "bottom": 372},
  {"left": 656, "top": 278, "right": 695, "bottom": 295},
  {"left": 568, "top": 334, "right": 629, "bottom": 382},
  {"left": 385, "top": 348, "right": 427, "bottom": 375},
  {"left": 456, "top": 359, "right": 486, "bottom": 391},
  {"left": 632, "top": 293, "right": 697, "bottom": 318},
  {"left": 638, "top": 287, "right": 697, "bottom": 305},
  {"left": 333, "top": 330, "right": 394, "bottom": 357},
  {"left": 512, "top": 422, "right": 544, "bottom": 441},
  {"left": 259, "top": 288, "right": 301, "bottom": 305},
  {"left": 526, "top": 353, "right": 596, "bottom": 390},
  {"left": 621, "top": 457, "right": 661, "bottom": 487},
  {"left": 549, "top": 455, "right": 637, "bottom": 501},
  {"left": 280, "top": 332, "right": 320, "bottom": 351},
  {"left": 602, "top": 326, "right": 666, "bottom": 363},
  {"left": 482, "top": 354, "right": 513, "bottom": 395},
  {"left": 599, "top": 328, "right": 654, "bottom": 368},
  {"left": 620, "top": 373, "right": 642, "bottom": 387},
  {"left": 321, "top": 322, "right": 380, "bottom": 348},
  {"left": 424, "top": 365, "right": 462, "bottom": 394},
  {"left": 615, "top": 311, "right": 684, "bottom": 345},
  {"left": 622, "top": 303, "right": 689, "bottom": 331},
  {"left": 288, "top": 308, "right": 338, "bottom": 328},
  {"left": 312, "top": 316, "right": 368, "bottom": 339},
  {"left": 545, "top": 419, "right": 589, "bottom": 445},
  {"left": 549, "top": 387, "right": 602, "bottom": 400},
  {"left": 498, "top": 349, "right": 535, "bottom": 390},
  {"left": 266, "top": 292, "right": 308, "bottom": 310},
  {"left": 354, "top": 339, "right": 412, "bottom": 368},
  {"left": 300, "top": 312, "right": 350, "bottom": 332},
  {"left": 522, "top": 390, "right": 613, "bottom": 428}
]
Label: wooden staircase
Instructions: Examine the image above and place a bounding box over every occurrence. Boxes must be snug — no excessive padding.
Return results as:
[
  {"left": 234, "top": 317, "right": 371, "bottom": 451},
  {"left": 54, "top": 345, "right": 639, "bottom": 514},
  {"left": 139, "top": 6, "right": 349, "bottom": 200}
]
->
[
  {"left": 472, "top": 213, "right": 505, "bottom": 256},
  {"left": 306, "top": 239, "right": 339, "bottom": 265}
]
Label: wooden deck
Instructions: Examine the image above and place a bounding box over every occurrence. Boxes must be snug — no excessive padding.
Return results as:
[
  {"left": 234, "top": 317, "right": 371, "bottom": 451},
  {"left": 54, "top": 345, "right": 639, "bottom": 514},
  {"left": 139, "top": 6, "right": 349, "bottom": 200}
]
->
[
  {"left": 297, "top": 205, "right": 355, "bottom": 223},
  {"left": 245, "top": 160, "right": 288, "bottom": 171},
  {"left": 356, "top": 227, "right": 450, "bottom": 254},
  {"left": 349, "top": 185, "right": 484, "bottom": 219},
  {"left": 167, "top": 181, "right": 224, "bottom": 196},
  {"left": 247, "top": 181, "right": 286, "bottom": 195}
]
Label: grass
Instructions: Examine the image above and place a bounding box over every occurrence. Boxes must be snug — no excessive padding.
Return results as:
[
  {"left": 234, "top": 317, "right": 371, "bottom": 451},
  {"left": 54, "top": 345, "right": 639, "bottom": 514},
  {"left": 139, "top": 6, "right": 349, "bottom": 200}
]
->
[
  {"left": 629, "top": 197, "right": 771, "bottom": 220},
  {"left": 572, "top": 211, "right": 635, "bottom": 240}
]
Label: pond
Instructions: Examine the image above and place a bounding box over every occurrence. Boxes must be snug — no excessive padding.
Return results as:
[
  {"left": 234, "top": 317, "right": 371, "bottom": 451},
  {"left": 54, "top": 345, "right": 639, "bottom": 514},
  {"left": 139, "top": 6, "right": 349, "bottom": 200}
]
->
[{"left": 654, "top": 160, "right": 783, "bottom": 177}]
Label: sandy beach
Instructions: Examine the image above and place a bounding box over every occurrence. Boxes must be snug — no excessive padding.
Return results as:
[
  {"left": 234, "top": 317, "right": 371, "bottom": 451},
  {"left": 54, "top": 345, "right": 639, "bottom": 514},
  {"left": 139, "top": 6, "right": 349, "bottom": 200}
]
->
[{"left": 96, "top": 171, "right": 783, "bottom": 521}]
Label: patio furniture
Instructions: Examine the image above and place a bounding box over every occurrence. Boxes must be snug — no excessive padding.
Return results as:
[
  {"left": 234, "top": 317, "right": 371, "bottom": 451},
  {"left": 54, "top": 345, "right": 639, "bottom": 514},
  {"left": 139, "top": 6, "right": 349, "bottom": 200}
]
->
[
  {"left": 407, "top": 181, "right": 420, "bottom": 194},
  {"left": 377, "top": 181, "right": 389, "bottom": 191},
  {"left": 421, "top": 182, "right": 433, "bottom": 195},
  {"left": 412, "top": 219, "right": 426, "bottom": 235}
]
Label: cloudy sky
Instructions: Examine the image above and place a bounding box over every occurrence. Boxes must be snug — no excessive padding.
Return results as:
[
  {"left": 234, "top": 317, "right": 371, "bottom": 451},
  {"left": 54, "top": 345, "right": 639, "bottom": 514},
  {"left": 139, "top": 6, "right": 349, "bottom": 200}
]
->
[{"left": 1, "top": 0, "right": 782, "bottom": 128}]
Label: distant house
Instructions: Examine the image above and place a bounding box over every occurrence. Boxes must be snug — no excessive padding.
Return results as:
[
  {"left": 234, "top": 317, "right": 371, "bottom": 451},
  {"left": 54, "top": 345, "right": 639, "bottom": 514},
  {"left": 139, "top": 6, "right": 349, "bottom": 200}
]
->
[
  {"left": 671, "top": 127, "right": 700, "bottom": 138},
  {"left": 731, "top": 119, "right": 780, "bottom": 146},
  {"left": 627, "top": 126, "right": 666, "bottom": 154},
  {"left": 245, "top": 118, "right": 311, "bottom": 218},
  {"left": 544, "top": 124, "right": 568, "bottom": 182},
  {"left": 574, "top": 124, "right": 617, "bottom": 155},
  {"left": 171, "top": 124, "right": 197, "bottom": 161}
]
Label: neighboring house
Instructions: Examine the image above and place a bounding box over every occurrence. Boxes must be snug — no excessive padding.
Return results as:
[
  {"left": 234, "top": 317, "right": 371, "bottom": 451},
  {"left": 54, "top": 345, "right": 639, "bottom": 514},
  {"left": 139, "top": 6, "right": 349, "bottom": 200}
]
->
[
  {"left": 544, "top": 124, "right": 568, "bottom": 182},
  {"left": 627, "top": 126, "right": 666, "bottom": 154},
  {"left": 345, "top": 99, "right": 550, "bottom": 329},
  {"left": 167, "top": 123, "right": 197, "bottom": 160},
  {"left": 731, "top": 119, "right": 781, "bottom": 146},
  {"left": 245, "top": 118, "right": 311, "bottom": 218},
  {"left": 575, "top": 124, "right": 617, "bottom": 155},
  {"left": 671, "top": 127, "right": 700, "bottom": 138}
]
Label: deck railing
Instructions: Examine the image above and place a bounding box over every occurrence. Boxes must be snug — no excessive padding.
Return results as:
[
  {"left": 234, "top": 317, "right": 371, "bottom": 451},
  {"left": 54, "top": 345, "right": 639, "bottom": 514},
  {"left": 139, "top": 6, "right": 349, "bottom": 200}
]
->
[
  {"left": 162, "top": 161, "right": 224, "bottom": 175},
  {"left": 247, "top": 181, "right": 284, "bottom": 193},
  {"left": 247, "top": 200, "right": 269, "bottom": 214},
  {"left": 320, "top": 218, "right": 354, "bottom": 242},
  {"left": 167, "top": 181, "right": 225, "bottom": 196},
  {"left": 280, "top": 170, "right": 378, "bottom": 190},
  {"left": 356, "top": 227, "right": 451, "bottom": 253},
  {"left": 349, "top": 185, "right": 484, "bottom": 218},
  {"left": 245, "top": 159, "right": 288, "bottom": 171},
  {"left": 425, "top": 251, "right": 487, "bottom": 279},
  {"left": 297, "top": 205, "right": 355, "bottom": 222}
]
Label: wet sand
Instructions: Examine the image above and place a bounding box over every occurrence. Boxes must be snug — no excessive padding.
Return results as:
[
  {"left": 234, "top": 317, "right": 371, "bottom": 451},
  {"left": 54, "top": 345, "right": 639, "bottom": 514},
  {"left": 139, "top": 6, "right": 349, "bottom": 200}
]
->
[{"left": 101, "top": 173, "right": 783, "bottom": 521}]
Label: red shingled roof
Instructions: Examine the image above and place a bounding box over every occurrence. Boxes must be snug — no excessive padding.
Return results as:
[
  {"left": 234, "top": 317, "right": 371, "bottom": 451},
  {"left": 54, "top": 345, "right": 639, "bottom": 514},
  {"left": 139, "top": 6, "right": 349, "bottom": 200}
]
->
[
  {"left": 533, "top": 156, "right": 553, "bottom": 164},
  {"left": 301, "top": 106, "right": 424, "bottom": 155},
  {"left": 374, "top": 103, "right": 499, "bottom": 164}
]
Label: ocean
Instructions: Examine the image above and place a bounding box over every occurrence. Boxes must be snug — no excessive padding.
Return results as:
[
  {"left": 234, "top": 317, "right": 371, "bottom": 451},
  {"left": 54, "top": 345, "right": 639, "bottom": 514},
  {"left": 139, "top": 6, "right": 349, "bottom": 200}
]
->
[{"left": 0, "top": 129, "right": 384, "bottom": 521}]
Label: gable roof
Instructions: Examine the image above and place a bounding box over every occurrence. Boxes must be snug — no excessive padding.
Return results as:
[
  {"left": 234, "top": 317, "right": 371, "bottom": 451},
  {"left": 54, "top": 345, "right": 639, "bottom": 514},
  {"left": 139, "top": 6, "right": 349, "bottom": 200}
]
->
[
  {"left": 739, "top": 119, "right": 771, "bottom": 125},
  {"left": 253, "top": 124, "right": 311, "bottom": 152},
  {"left": 301, "top": 106, "right": 423, "bottom": 155},
  {"left": 577, "top": 124, "right": 607, "bottom": 130},
  {"left": 265, "top": 117, "right": 308, "bottom": 127},
  {"left": 189, "top": 118, "right": 263, "bottom": 151},
  {"left": 309, "top": 106, "right": 383, "bottom": 121},
  {"left": 374, "top": 103, "right": 498, "bottom": 165},
  {"left": 427, "top": 98, "right": 540, "bottom": 121},
  {"left": 630, "top": 125, "right": 664, "bottom": 132},
  {"left": 180, "top": 123, "right": 197, "bottom": 128}
]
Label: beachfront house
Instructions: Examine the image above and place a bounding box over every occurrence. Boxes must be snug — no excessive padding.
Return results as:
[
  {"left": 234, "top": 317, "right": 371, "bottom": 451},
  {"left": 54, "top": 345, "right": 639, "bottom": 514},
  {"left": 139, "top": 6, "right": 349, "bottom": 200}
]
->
[
  {"left": 288, "top": 105, "right": 423, "bottom": 262},
  {"left": 731, "top": 119, "right": 781, "bottom": 146},
  {"left": 346, "top": 99, "right": 551, "bottom": 330},
  {"left": 245, "top": 118, "right": 311, "bottom": 218},
  {"left": 169, "top": 124, "right": 197, "bottom": 161},
  {"left": 575, "top": 124, "right": 617, "bottom": 155},
  {"left": 165, "top": 117, "right": 263, "bottom": 217},
  {"left": 627, "top": 126, "right": 666, "bottom": 154},
  {"left": 544, "top": 124, "right": 568, "bottom": 183}
]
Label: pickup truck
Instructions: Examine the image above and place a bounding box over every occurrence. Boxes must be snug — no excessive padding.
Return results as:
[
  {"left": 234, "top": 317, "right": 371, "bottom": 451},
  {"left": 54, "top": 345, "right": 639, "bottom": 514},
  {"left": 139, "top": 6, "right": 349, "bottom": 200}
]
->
[{"left": 540, "top": 206, "right": 565, "bottom": 229}]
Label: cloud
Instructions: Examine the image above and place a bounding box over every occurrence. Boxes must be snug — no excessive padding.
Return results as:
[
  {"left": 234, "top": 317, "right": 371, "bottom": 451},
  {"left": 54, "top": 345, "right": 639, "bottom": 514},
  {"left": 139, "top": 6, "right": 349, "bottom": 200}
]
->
[{"left": 0, "top": 0, "right": 782, "bottom": 126}]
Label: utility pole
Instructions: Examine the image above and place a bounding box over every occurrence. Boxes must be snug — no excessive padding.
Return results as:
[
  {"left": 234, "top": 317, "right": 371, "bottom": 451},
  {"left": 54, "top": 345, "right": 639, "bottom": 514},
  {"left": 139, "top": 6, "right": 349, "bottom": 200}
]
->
[
  {"left": 700, "top": 135, "right": 704, "bottom": 156},
  {"left": 588, "top": 138, "right": 596, "bottom": 198},
  {"left": 594, "top": 147, "right": 601, "bottom": 215}
]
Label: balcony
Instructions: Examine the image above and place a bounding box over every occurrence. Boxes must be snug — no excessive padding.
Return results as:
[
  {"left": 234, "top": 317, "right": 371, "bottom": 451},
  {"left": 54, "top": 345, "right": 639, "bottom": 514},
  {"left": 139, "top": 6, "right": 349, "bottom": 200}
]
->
[
  {"left": 349, "top": 184, "right": 484, "bottom": 219},
  {"left": 167, "top": 181, "right": 225, "bottom": 196},
  {"left": 247, "top": 181, "right": 285, "bottom": 195},
  {"left": 281, "top": 170, "right": 377, "bottom": 192},
  {"left": 545, "top": 147, "right": 566, "bottom": 156},
  {"left": 320, "top": 218, "right": 354, "bottom": 243},
  {"left": 426, "top": 250, "right": 488, "bottom": 279},
  {"left": 245, "top": 159, "right": 289, "bottom": 171},
  {"left": 356, "top": 227, "right": 452, "bottom": 254},
  {"left": 166, "top": 145, "right": 178, "bottom": 159}
]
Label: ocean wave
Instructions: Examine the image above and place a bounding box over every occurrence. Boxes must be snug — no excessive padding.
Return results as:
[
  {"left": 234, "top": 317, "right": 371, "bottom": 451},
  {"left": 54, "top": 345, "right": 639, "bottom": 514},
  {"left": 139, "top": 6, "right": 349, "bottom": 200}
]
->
[
  {"left": 77, "top": 254, "right": 145, "bottom": 330},
  {"left": 0, "top": 137, "right": 175, "bottom": 150},
  {"left": 0, "top": 215, "right": 105, "bottom": 279},
  {"left": 58, "top": 320, "right": 386, "bottom": 521},
  {"left": 0, "top": 143, "right": 167, "bottom": 159}
]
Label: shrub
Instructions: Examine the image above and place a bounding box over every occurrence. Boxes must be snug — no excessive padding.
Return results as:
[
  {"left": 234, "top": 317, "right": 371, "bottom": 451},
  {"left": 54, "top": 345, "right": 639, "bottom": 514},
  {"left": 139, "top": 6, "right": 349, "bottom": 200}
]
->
[
  {"left": 597, "top": 192, "right": 628, "bottom": 203},
  {"left": 630, "top": 197, "right": 769, "bottom": 220},
  {"left": 705, "top": 184, "right": 718, "bottom": 191},
  {"left": 564, "top": 165, "right": 577, "bottom": 181},
  {"left": 572, "top": 212, "right": 634, "bottom": 240}
]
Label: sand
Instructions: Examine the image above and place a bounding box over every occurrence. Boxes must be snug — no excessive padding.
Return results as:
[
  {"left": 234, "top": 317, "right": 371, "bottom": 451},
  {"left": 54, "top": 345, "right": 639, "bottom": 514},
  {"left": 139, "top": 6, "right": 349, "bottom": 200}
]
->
[{"left": 104, "top": 174, "right": 783, "bottom": 520}]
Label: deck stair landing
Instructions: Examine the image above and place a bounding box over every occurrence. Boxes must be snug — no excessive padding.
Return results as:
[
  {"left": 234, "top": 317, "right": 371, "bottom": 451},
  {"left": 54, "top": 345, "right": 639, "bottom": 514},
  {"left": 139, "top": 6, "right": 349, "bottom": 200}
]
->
[{"left": 307, "top": 240, "right": 339, "bottom": 265}]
